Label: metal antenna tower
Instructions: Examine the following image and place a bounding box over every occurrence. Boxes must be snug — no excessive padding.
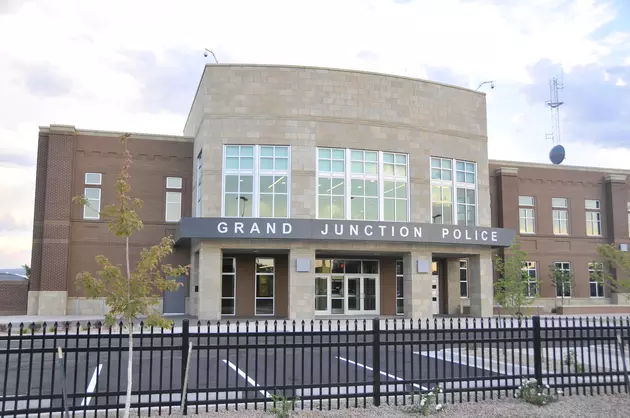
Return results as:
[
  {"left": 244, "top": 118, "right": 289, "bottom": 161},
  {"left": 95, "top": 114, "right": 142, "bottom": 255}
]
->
[{"left": 545, "top": 72, "right": 564, "bottom": 146}]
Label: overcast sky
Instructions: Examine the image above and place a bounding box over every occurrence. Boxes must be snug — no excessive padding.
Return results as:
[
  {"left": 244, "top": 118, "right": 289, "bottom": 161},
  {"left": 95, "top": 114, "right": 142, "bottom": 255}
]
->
[{"left": 0, "top": 0, "right": 629, "bottom": 268}]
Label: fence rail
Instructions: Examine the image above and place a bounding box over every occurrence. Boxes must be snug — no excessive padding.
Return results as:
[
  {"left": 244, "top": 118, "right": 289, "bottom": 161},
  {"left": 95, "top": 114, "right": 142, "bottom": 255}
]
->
[{"left": 0, "top": 316, "right": 629, "bottom": 417}]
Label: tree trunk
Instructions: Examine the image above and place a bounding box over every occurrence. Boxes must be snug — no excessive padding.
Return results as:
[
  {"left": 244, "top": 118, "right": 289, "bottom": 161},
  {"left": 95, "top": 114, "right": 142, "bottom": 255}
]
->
[{"left": 124, "top": 320, "right": 133, "bottom": 418}]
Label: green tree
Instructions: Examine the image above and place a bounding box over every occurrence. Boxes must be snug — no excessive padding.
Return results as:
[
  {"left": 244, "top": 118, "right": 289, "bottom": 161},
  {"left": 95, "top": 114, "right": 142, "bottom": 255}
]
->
[
  {"left": 493, "top": 240, "right": 536, "bottom": 316},
  {"left": 73, "top": 134, "right": 189, "bottom": 418},
  {"left": 549, "top": 264, "right": 574, "bottom": 307},
  {"left": 593, "top": 244, "right": 630, "bottom": 297},
  {"left": 22, "top": 264, "right": 31, "bottom": 279}
]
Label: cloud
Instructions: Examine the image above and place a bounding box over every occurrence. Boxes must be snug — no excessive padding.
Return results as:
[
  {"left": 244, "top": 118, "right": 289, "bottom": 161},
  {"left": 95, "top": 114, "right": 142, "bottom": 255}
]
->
[
  {"left": 523, "top": 58, "right": 630, "bottom": 148},
  {"left": 0, "top": 0, "right": 629, "bottom": 268}
]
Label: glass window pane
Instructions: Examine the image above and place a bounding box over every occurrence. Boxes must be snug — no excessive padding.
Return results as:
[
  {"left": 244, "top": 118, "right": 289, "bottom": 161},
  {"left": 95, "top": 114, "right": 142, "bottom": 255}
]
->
[
  {"left": 260, "top": 146, "right": 274, "bottom": 157},
  {"left": 260, "top": 175, "right": 274, "bottom": 190},
  {"left": 395, "top": 183, "right": 407, "bottom": 198},
  {"left": 351, "top": 150, "right": 363, "bottom": 160},
  {"left": 365, "top": 198, "right": 378, "bottom": 220},
  {"left": 221, "top": 299, "right": 235, "bottom": 315},
  {"left": 275, "top": 147, "right": 289, "bottom": 157},
  {"left": 259, "top": 194, "right": 273, "bottom": 217},
  {"left": 318, "top": 148, "right": 331, "bottom": 159},
  {"left": 240, "top": 194, "right": 253, "bottom": 216},
  {"left": 351, "top": 179, "right": 363, "bottom": 196},
  {"left": 431, "top": 168, "right": 441, "bottom": 180},
  {"left": 166, "top": 177, "right": 182, "bottom": 189},
  {"left": 315, "top": 278, "right": 328, "bottom": 295},
  {"left": 260, "top": 157, "right": 274, "bottom": 170},
  {"left": 255, "top": 299, "right": 274, "bottom": 315},
  {"left": 85, "top": 188, "right": 100, "bottom": 199},
  {"left": 395, "top": 154, "right": 406, "bottom": 164},
  {"left": 467, "top": 206, "right": 476, "bottom": 225},
  {"left": 395, "top": 165, "right": 407, "bottom": 177},
  {"left": 364, "top": 151, "right": 376, "bottom": 162},
  {"left": 222, "top": 258, "right": 235, "bottom": 273},
  {"left": 240, "top": 176, "right": 253, "bottom": 193},
  {"left": 465, "top": 173, "right": 475, "bottom": 183},
  {"left": 331, "top": 178, "right": 344, "bottom": 195},
  {"left": 316, "top": 260, "right": 331, "bottom": 273},
  {"left": 256, "top": 258, "right": 275, "bottom": 274},
  {"left": 456, "top": 161, "right": 465, "bottom": 170},
  {"left": 384, "top": 163, "right": 395, "bottom": 176},
  {"left": 225, "top": 157, "right": 239, "bottom": 169},
  {"left": 384, "top": 181, "right": 395, "bottom": 198},
  {"left": 331, "top": 149, "right": 345, "bottom": 159},
  {"left": 443, "top": 160, "right": 452, "bottom": 169},
  {"left": 384, "top": 153, "right": 395, "bottom": 163},
  {"left": 240, "top": 146, "right": 254, "bottom": 156},
  {"left": 332, "top": 261, "right": 344, "bottom": 273},
  {"left": 467, "top": 189, "right": 476, "bottom": 203},
  {"left": 443, "top": 170, "right": 452, "bottom": 181},
  {"left": 396, "top": 262, "right": 404, "bottom": 276},
  {"left": 275, "top": 176, "right": 288, "bottom": 193},
  {"left": 351, "top": 197, "right": 364, "bottom": 219},
  {"left": 396, "top": 299, "right": 404, "bottom": 314},
  {"left": 460, "top": 282, "right": 468, "bottom": 297},
  {"left": 457, "top": 188, "right": 465, "bottom": 203},
  {"left": 319, "top": 160, "right": 331, "bottom": 172},
  {"left": 345, "top": 260, "right": 361, "bottom": 274},
  {"left": 315, "top": 297, "right": 327, "bottom": 311},
  {"left": 332, "top": 160, "right": 345, "bottom": 173},
  {"left": 351, "top": 161, "right": 363, "bottom": 173},
  {"left": 85, "top": 173, "right": 102, "bottom": 185},
  {"left": 384, "top": 199, "right": 395, "bottom": 221},
  {"left": 331, "top": 196, "right": 344, "bottom": 218},
  {"left": 443, "top": 203, "right": 452, "bottom": 223},
  {"left": 396, "top": 201, "right": 407, "bottom": 221},
  {"left": 366, "top": 162, "right": 378, "bottom": 175},
  {"left": 240, "top": 157, "right": 254, "bottom": 170},
  {"left": 224, "top": 195, "right": 239, "bottom": 216},
  {"left": 225, "top": 175, "right": 239, "bottom": 192},
  {"left": 456, "top": 172, "right": 465, "bottom": 182},
  {"left": 363, "top": 261, "right": 378, "bottom": 274},
  {"left": 84, "top": 205, "right": 99, "bottom": 219},
  {"left": 365, "top": 180, "right": 378, "bottom": 196},
  {"left": 274, "top": 195, "right": 288, "bottom": 217},
  {"left": 226, "top": 146, "right": 239, "bottom": 157},
  {"left": 466, "top": 162, "right": 475, "bottom": 172},
  {"left": 222, "top": 275, "right": 235, "bottom": 297},
  {"left": 319, "top": 196, "right": 331, "bottom": 218},
  {"left": 318, "top": 177, "right": 331, "bottom": 194},
  {"left": 275, "top": 158, "right": 289, "bottom": 171}
]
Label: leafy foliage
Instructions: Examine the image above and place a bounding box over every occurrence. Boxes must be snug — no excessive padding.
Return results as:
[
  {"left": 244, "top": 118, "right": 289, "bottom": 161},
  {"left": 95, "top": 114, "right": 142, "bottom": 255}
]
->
[
  {"left": 593, "top": 244, "right": 630, "bottom": 295},
  {"left": 493, "top": 240, "right": 535, "bottom": 316},
  {"left": 22, "top": 264, "right": 31, "bottom": 279},
  {"left": 548, "top": 264, "right": 574, "bottom": 305},
  {"left": 515, "top": 379, "right": 561, "bottom": 406}
]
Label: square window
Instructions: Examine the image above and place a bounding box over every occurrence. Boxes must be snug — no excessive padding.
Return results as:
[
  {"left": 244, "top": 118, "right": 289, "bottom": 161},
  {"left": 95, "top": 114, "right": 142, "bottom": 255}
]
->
[
  {"left": 85, "top": 173, "right": 102, "bottom": 185},
  {"left": 166, "top": 177, "right": 182, "bottom": 189},
  {"left": 519, "top": 196, "right": 535, "bottom": 206}
]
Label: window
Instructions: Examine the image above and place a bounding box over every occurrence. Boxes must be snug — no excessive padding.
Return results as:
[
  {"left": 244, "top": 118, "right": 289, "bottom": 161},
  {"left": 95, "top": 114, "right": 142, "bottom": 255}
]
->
[
  {"left": 519, "top": 196, "right": 535, "bottom": 234},
  {"left": 554, "top": 262, "right": 572, "bottom": 297},
  {"left": 552, "top": 198, "right": 569, "bottom": 235},
  {"left": 255, "top": 258, "right": 275, "bottom": 315},
  {"left": 523, "top": 261, "right": 538, "bottom": 298},
  {"left": 627, "top": 202, "right": 630, "bottom": 237},
  {"left": 396, "top": 261, "right": 404, "bottom": 315},
  {"left": 196, "top": 152, "right": 202, "bottom": 217},
  {"left": 430, "top": 157, "right": 477, "bottom": 226},
  {"left": 316, "top": 148, "right": 409, "bottom": 221},
  {"left": 165, "top": 177, "right": 182, "bottom": 222},
  {"left": 83, "top": 172, "right": 102, "bottom": 220},
  {"left": 221, "top": 258, "right": 236, "bottom": 315},
  {"left": 460, "top": 260, "right": 468, "bottom": 298},
  {"left": 223, "top": 145, "right": 290, "bottom": 218},
  {"left": 589, "top": 262, "right": 605, "bottom": 298},
  {"left": 585, "top": 199, "right": 601, "bottom": 236}
]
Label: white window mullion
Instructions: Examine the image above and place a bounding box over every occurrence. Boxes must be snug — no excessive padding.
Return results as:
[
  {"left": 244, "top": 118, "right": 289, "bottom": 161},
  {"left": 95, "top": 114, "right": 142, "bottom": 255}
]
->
[
  {"left": 253, "top": 145, "right": 260, "bottom": 218},
  {"left": 378, "top": 151, "right": 384, "bottom": 221},
  {"left": 345, "top": 148, "right": 351, "bottom": 220},
  {"left": 451, "top": 159, "right": 457, "bottom": 224}
]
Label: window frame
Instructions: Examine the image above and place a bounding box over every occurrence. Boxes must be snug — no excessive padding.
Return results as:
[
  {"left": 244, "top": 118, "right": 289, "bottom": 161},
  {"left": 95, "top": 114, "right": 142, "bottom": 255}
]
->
[
  {"left": 552, "top": 197, "right": 569, "bottom": 235},
  {"left": 523, "top": 261, "right": 538, "bottom": 298},
  {"left": 430, "top": 157, "right": 478, "bottom": 226},
  {"left": 585, "top": 199, "right": 601, "bottom": 236},
  {"left": 255, "top": 257, "right": 275, "bottom": 316},
  {"left": 316, "top": 148, "right": 410, "bottom": 222},
  {"left": 554, "top": 261, "right": 572, "bottom": 298},
  {"left": 83, "top": 172, "right": 102, "bottom": 220},
  {"left": 519, "top": 196, "right": 536, "bottom": 234},
  {"left": 221, "top": 257, "right": 236, "bottom": 316},
  {"left": 221, "top": 145, "right": 291, "bottom": 218},
  {"left": 459, "top": 259, "right": 469, "bottom": 298},
  {"left": 165, "top": 176, "right": 183, "bottom": 223},
  {"left": 396, "top": 260, "right": 404, "bottom": 315},
  {"left": 588, "top": 261, "right": 605, "bottom": 298}
]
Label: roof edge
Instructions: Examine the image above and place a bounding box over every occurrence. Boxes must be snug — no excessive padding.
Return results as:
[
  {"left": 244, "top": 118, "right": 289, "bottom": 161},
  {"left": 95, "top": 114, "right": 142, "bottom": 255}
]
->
[
  {"left": 40, "top": 125, "right": 193, "bottom": 143},
  {"left": 489, "top": 159, "right": 630, "bottom": 175}
]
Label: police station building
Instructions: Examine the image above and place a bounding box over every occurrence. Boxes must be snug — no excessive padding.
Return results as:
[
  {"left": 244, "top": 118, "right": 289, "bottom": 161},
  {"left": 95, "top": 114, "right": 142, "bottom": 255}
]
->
[{"left": 27, "top": 64, "right": 521, "bottom": 319}]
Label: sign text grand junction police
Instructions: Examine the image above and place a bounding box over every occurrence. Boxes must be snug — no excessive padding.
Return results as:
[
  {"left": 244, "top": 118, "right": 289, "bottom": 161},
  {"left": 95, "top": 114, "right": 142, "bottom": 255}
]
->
[{"left": 176, "top": 218, "right": 516, "bottom": 247}]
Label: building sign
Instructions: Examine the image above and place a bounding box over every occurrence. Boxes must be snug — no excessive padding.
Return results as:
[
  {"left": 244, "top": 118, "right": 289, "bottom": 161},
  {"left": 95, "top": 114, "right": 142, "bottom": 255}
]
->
[{"left": 176, "top": 218, "right": 516, "bottom": 247}]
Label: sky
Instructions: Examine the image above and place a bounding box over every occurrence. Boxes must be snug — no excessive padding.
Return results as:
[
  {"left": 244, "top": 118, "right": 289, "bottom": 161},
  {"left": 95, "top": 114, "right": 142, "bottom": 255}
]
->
[{"left": 0, "top": 0, "right": 629, "bottom": 268}]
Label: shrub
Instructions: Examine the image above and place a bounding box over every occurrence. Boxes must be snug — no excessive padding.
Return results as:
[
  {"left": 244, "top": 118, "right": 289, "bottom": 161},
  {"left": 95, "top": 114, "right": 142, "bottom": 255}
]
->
[
  {"left": 406, "top": 385, "right": 445, "bottom": 416},
  {"left": 514, "top": 378, "right": 561, "bottom": 406}
]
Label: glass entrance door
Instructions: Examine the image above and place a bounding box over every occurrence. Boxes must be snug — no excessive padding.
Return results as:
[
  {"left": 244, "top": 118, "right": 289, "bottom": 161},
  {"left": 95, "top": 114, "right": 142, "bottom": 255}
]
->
[
  {"left": 346, "top": 277, "right": 361, "bottom": 312},
  {"left": 314, "top": 275, "right": 379, "bottom": 315}
]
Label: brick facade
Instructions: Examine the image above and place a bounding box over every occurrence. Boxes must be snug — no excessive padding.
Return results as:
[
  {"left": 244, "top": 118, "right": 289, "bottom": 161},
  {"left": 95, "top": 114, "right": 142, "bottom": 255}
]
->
[{"left": 0, "top": 280, "right": 28, "bottom": 315}]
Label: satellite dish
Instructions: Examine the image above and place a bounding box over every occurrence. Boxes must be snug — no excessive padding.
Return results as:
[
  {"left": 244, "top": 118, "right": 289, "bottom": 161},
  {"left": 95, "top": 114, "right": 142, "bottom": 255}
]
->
[{"left": 549, "top": 144, "right": 565, "bottom": 165}]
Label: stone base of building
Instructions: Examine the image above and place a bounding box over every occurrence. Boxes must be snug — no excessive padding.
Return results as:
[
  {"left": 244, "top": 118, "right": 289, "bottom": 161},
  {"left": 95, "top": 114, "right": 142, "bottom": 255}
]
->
[{"left": 27, "top": 291, "right": 68, "bottom": 316}]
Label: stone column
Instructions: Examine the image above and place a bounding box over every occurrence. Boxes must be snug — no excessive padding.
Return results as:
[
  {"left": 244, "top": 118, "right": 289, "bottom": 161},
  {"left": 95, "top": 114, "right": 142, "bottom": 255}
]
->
[
  {"left": 403, "top": 250, "right": 433, "bottom": 320},
  {"left": 469, "top": 251, "right": 494, "bottom": 317},
  {"left": 197, "top": 243, "right": 222, "bottom": 320},
  {"left": 446, "top": 258, "right": 462, "bottom": 315},
  {"left": 288, "top": 246, "right": 316, "bottom": 320}
]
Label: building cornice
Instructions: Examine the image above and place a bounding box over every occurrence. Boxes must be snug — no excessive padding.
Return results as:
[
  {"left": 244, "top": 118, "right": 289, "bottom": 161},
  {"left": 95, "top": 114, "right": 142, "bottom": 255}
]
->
[{"left": 39, "top": 125, "right": 193, "bottom": 143}]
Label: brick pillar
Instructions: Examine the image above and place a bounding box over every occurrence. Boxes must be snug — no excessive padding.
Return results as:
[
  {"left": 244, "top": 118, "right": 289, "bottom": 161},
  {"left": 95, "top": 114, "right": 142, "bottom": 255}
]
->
[
  {"left": 604, "top": 174, "right": 630, "bottom": 304},
  {"left": 32, "top": 126, "right": 76, "bottom": 315},
  {"left": 495, "top": 167, "right": 519, "bottom": 230},
  {"left": 403, "top": 250, "right": 433, "bottom": 320}
]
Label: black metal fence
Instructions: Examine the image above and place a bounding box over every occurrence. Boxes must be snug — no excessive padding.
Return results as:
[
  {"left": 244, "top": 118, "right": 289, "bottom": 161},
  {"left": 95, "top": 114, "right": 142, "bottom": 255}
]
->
[{"left": 0, "top": 316, "right": 629, "bottom": 417}]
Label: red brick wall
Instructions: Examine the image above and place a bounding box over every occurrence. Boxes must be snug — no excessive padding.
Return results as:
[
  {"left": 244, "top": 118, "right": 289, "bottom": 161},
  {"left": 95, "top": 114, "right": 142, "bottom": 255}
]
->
[{"left": 0, "top": 281, "right": 28, "bottom": 315}]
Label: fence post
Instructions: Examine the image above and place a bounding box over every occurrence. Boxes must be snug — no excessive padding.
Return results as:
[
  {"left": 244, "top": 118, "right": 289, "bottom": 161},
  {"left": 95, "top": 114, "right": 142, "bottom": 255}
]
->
[
  {"left": 181, "top": 319, "right": 190, "bottom": 415},
  {"left": 532, "top": 316, "right": 543, "bottom": 387},
  {"left": 372, "top": 318, "right": 381, "bottom": 407}
]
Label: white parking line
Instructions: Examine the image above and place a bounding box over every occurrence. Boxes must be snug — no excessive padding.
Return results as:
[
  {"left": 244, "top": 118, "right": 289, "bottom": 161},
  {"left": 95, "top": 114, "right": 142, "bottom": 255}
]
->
[
  {"left": 336, "top": 356, "right": 428, "bottom": 390},
  {"left": 81, "top": 364, "right": 103, "bottom": 406},
  {"left": 222, "top": 359, "right": 272, "bottom": 398}
]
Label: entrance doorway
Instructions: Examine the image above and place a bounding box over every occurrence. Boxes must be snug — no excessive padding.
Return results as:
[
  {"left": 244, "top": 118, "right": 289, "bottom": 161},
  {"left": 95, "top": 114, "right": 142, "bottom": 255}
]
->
[
  {"left": 431, "top": 262, "right": 439, "bottom": 315},
  {"left": 314, "top": 259, "right": 380, "bottom": 315}
]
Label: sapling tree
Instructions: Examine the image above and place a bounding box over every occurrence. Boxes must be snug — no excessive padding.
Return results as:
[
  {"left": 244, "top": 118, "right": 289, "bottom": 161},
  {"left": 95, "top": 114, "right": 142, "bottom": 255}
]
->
[
  {"left": 549, "top": 264, "right": 574, "bottom": 307},
  {"left": 73, "top": 134, "right": 189, "bottom": 418},
  {"left": 593, "top": 244, "right": 630, "bottom": 298},
  {"left": 493, "top": 239, "right": 536, "bottom": 317}
]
